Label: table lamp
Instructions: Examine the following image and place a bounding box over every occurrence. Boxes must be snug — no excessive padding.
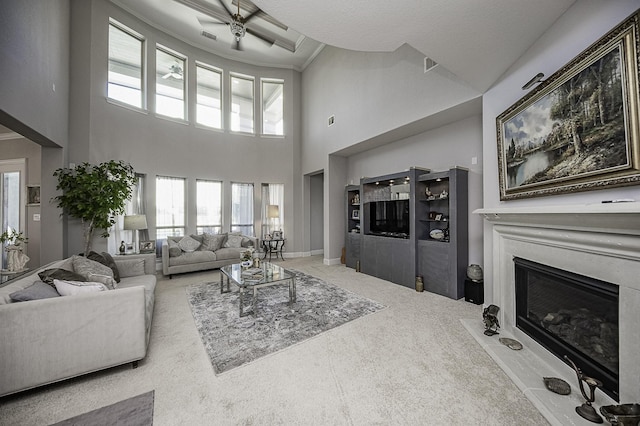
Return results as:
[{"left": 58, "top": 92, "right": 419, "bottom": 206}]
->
[
  {"left": 267, "top": 204, "right": 280, "bottom": 236},
  {"left": 123, "top": 214, "right": 148, "bottom": 253}
]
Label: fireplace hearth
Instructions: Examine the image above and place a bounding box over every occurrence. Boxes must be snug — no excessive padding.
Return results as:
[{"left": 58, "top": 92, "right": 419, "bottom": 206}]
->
[{"left": 514, "top": 257, "right": 619, "bottom": 400}]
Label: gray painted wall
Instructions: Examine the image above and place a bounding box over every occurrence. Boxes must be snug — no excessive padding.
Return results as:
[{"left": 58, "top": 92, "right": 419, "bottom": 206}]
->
[
  {"left": 481, "top": 0, "right": 640, "bottom": 304},
  {"left": 64, "top": 0, "right": 304, "bottom": 255}
]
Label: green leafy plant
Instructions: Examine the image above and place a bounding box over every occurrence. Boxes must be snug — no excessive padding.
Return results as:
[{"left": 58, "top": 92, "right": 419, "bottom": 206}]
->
[
  {"left": 0, "top": 228, "right": 28, "bottom": 247},
  {"left": 53, "top": 160, "right": 137, "bottom": 255}
]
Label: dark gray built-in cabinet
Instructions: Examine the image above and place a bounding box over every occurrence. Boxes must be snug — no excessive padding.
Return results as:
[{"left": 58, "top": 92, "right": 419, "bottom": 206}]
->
[{"left": 344, "top": 166, "right": 468, "bottom": 299}]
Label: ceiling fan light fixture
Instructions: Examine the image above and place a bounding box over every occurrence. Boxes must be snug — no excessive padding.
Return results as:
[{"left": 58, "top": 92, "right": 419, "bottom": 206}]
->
[{"left": 229, "top": 20, "right": 246, "bottom": 41}]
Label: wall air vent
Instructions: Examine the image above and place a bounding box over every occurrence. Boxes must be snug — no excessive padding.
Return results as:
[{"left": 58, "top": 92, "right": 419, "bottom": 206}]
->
[
  {"left": 424, "top": 57, "right": 438, "bottom": 73},
  {"left": 201, "top": 30, "right": 217, "bottom": 41}
]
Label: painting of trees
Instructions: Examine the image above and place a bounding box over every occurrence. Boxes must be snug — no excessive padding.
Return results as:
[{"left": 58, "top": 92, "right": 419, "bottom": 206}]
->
[{"left": 497, "top": 13, "right": 640, "bottom": 200}]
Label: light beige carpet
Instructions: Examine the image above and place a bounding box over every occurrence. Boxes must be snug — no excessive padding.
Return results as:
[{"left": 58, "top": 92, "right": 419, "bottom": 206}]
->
[{"left": 0, "top": 256, "right": 548, "bottom": 425}]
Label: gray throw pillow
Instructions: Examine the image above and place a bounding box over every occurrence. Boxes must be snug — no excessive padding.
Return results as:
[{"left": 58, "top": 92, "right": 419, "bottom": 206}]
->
[
  {"left": 117, "top": 258, "right": 146, "bottom": 278},
  {"left": 87, "top": 251, "right": 121, "bottom": 283},
  {"left": 10, "top": 281, "right": 61, "bottom": 302},
  {"left": 224, "top": 234, "right": 244, "bottom": 248},
  {"left": 168, "top": 239, "right": 182, "bottom": 257},
  {"left": 202, "top": 233, "right": 226, "bottom": 251},
  {"left": 178, "top": 235, "right": 201, "bottom": 252},
  {"left": 39, "top": 268, "right": 87, "bottom": 286},
  {"left": 72, "top": 255, "right": 116, "bottom": 289}
]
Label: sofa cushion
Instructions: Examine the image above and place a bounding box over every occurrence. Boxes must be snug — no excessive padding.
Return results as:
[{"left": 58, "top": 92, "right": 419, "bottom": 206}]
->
[
  {"left": 87, "top": 251, "right": 121, "bottom": 283},
  {"left": 178, "top": 235, "right": 201, "bottom": 252},
  {"left": 214, "top": 247, "right": 244, "bottom": 261},
  {"left": 72, "top": 255, "right": 116, "bottom": 289},
  {"left": 201, "top": 233, "right": 226, "bottom": 251},
  {"left": 224, "top": 234, "right": 244, "bottom": 248},
  {"left": 168, "top": 239, "right": 182, "bottom": 257},
  {"left": 39, "top": 268, "right": 86, "bottom": 286},
  {"left": 9, "top": 281, "right": 60, "bottom": 302},
  {"left": 118, "top": 258, "right": 146, "bottom": 278},
  {"left": 53, "top": 279, "right": 108, "bottom": 296},
  {"left": 168, "top": 250, "right": 216, "bottom": 266}
]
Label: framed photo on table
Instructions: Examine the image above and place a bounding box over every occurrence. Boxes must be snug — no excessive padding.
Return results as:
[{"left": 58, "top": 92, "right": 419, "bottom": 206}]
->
[
  {"left": 272, "top": 230, "right": 283, "bottom": 240},
  {"left": 496, "top": 11, "right": 640, "bottom": 200},
  {"left": 139, "top": 240, "right": 155, "bottom": 253}
]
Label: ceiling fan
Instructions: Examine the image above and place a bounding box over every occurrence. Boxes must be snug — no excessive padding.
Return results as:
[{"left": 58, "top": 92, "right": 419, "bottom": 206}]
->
[
  {"left": 162, "top": 63, "right": 184, "bottom": 80},
  {"left": 198, "top": 0, "right": 276, "bottom": 51}
]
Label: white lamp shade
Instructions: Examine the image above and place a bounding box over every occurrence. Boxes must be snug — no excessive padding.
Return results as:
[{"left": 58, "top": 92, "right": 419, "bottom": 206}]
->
[
  {"left": 267, "top": 205, "right": 280, "bottom": 219},
  {"left": 123, "top": 214, "right": 148, "bottom": 230}
]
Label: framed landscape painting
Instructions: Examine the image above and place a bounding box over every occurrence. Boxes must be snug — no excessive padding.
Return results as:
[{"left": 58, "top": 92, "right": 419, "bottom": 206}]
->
[{"left": 496, "top": 11, "right": 640, "bottom": 200}]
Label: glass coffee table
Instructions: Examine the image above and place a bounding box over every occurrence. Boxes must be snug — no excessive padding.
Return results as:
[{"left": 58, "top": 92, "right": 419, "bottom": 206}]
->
[{"left": 219, "top": 262, "right": 296, "bottom": 317}]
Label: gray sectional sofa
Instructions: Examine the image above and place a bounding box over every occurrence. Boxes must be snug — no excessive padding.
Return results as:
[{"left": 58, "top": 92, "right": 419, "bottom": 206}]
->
[
  {"left": 0, "top": 253, "right": 156, "bottom": 397},
  {"left": 162, "top": 232, "right": 258, "bottom": 278}
]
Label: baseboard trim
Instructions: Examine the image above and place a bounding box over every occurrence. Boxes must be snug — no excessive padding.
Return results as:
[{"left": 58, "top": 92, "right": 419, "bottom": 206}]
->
[{"left": 323, "top": 257, "right": 342, "bottom": 266}]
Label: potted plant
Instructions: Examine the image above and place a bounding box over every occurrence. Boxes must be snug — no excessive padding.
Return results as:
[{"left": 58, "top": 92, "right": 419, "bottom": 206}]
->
[{"left": 53, "top": 160, "right": 137, "bottom": 255}]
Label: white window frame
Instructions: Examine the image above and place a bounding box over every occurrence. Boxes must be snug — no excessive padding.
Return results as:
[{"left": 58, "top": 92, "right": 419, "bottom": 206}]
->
[{"left": 155, "top": 44, "right": 187, "bottom": 121}]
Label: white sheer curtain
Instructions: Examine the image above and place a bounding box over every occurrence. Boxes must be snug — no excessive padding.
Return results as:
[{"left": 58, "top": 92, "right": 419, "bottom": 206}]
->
[
  {"left": 108, "top": 174, "right": 147, "bottom": 253},
  {"left": 231, "top": 182, "right": 254, "bottom": 236},
  {"left": 261, "top": 183, "right": 284, "bottom": 238}
]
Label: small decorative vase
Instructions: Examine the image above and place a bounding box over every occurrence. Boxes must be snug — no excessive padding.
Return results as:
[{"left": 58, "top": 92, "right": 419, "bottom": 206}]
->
[
  {"left": 415, "top": 276, "right": 424, "bottom": 292},
  {"left": 241, "top": 260, "right": 252, "bottom": 268},
  {"left": 467, "top": 264, "right": 483, "bottom": 281}
]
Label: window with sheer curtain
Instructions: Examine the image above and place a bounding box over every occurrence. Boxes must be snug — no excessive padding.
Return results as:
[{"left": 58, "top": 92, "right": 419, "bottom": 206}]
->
[
  {"left": 109, "top": 174, "right": 148, "bottom": 253},
  {"left": 261, "top": 183, "right": 284, "bottom": 238},
  {"left": 196, "top": 179, "right": 222, "bottom": 234},
  {"left": 156, "top": 176, "right": 186, "bottom": 240},
  {"left": 231, "top": 182, "right": 254, "bottom": 236}
]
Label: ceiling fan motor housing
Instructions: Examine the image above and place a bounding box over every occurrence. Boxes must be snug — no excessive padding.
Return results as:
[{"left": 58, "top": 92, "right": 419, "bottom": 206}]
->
[{"left": 230, "top": 19, "right": 246, "bottom": 40}]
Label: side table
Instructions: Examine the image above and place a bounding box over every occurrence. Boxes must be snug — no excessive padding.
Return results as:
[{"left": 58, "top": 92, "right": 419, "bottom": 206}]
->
[{"left": 262, "top": 238, "right": 286, "bottom": 262}]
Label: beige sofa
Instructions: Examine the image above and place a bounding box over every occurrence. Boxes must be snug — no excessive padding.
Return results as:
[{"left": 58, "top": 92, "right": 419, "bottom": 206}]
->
[
  {"left": 0, "top": 253, "right": 156, "bottom": 397},
  {"left": 162, "top": 233, "right": 258, "bottom": 278}
]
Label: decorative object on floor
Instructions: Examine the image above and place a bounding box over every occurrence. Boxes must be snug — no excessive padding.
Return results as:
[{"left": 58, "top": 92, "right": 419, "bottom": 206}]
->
[
  {"left": 186, "top": 270, "right": 385, "bottom": 374},
  {"left": 600, "top": 403, "right": 640, "bottom": 426},
  {"left": 415, "top": 275, "right": 424, "bottom": 292},
  {"left": 466, "top": 264, "right": 483, "bottom": 282},
  {"left": 50, "top": 390, "right": 154, "bottom": 426},
  {"left": 496, "top": 11, "right": 640, "bottom": 200},
  {"left": 1, "top": 229, "right": 29, "bottom": 271},
  {"left": 543, "top": 377, "right": 571, "bottom": 395},
  {"left": 565, "top": 355, "right": 603, "bottom": 423},
  {"left": 499, "top": 337, "right": 522, "bottom": 350},
  {"left": 482, "top": 304, "right": 500, "bottom": 336}
]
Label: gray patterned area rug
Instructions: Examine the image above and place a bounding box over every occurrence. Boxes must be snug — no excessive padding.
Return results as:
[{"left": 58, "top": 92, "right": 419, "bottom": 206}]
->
[
  {"left": 186, "top": 270, "right": 385, "bottom": 374},
  {"left": 50, "top": 391, "right": 154, "bottom": 426}
]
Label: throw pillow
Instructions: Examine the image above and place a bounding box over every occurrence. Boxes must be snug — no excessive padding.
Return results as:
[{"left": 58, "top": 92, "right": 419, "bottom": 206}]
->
[
  {"left": 202, "top": 233, "right": 226, "bottom": 251},
  {"left": 87, "top": 251, "right": 121, "bottom": 283},
  {"left": 53, "top": 279, "right": 108, "bottom": 296},
  {"left": 39, "top": 268, "right": 87, "bottom": 286},
  {"left": 178, "top": 235, "right": 201, "bottom": 252},
  {"left": 72, "top": 255, "right": 115, "bottom": 289},
  {"left": 117, "top": 258, "right": 146, "bottom": 278},
  {"left": 168, "top": 238, "right": 182, "bottom": 257},
  {"left": 87, "top": 273, "right": 116, "bottom": 289},
  {"left": 10, "top": 281, "right": 60, "bottom": 302},
  {"left": 224, "top": 234, "right": 244, "bottom": 248}
]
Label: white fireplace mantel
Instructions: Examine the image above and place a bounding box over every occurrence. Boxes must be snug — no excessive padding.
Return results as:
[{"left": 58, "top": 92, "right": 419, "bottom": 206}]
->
[{"left": 465, "top": 202, "right": 640, "bottom": 426}]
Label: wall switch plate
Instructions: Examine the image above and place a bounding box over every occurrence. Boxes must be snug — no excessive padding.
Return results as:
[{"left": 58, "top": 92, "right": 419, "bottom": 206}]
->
[
  {"left": 471, "top": 156, "right": 478, "bottom": 165},
  {"left": 33, "top": 213, "right": 41, "bottom": 221},
  {"left": 328, "top": 115, "right": 335, "bottom": 126}
]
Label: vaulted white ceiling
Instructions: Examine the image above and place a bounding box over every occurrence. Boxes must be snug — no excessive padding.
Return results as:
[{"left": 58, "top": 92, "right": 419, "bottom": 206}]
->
[{"left": 113, "top": 0, "right": 576, "bottom": 91}]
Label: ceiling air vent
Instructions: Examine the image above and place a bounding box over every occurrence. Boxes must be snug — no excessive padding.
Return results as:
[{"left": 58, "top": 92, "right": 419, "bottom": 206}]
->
[
  {"left": 201, "top": 30, "right": 217, "bottom": 41},
  {"left": 424, "top": 57, "right": 438, "bottom": 73}
]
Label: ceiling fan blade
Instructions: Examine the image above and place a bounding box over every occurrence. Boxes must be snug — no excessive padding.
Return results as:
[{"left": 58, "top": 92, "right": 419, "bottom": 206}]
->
[
  {"left": 246, "top": 27, "right": 275, "bottom": 46},
  {"left": 216, "top": 0, "right": 234, "bottom": 18},
  {"left": 197, "top": 16, "right": 228, "bottom": 26},
  {"left": 162, "top": 72, "right": 171, "bottom": 79},
  {"left": 243, "top": 7, "right": 263, "bottom": 23}
]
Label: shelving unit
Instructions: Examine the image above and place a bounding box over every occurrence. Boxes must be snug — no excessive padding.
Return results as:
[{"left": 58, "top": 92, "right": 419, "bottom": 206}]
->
[
  {"left": 416, "top": 167, "right": 468, "bottom": 299},
  {"left": 345, "top": 185, "right": 361, "bottom": 269}
]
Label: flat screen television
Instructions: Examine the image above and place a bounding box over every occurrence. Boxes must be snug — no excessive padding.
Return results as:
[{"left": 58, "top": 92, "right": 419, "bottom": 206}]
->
[{"left": 367, "top": 200, "right": 410, "bottom": 237}]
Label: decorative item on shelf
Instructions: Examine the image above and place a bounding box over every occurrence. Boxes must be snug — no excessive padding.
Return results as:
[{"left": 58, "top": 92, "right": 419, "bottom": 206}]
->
[
  {"left": 0, "top": 229, "right": 29, "bottom": 271},
  {"left": 600, "top": 404, "right": 640, "bottom": 426},
  {"left": 139, "top": 240, "right": 155, "bottom": 254},
  {"left": 352, "top": 209, "right": 360, "bottom": 220},
  {"left": 439, "top": 190, "right": 448, "bottom": 199},
  {"left": 565, "top": 355, "right": 604, "bottom": 423},
  {"left": 429, "top": 229, "right": 445, "bottom": 240},
  {"left": 415, "top": 276, "right": 424, "bottom": 292},
  {"left": 434, "top": 214, "right": 443, "bottom": 221},
  {"left": 428, "top": 211, "right": 439, "bottom": 220},
  {"left": 425, "top": 187, "right": 432, "bottom": 198},
  {"left": 352, "top": 193, "right": 360, "bottom": 204},
  {"left": 466, "top": 264, "right": 483, "bottom": 282},
  {"left": 482, "top": 304, "right": 500, "bottom": 336},
  {"left": 543, "top": 377, "right": 571, "bottom": 395},
  {"left": 119, "top": 241, "right": 126, "bottom": 254}
]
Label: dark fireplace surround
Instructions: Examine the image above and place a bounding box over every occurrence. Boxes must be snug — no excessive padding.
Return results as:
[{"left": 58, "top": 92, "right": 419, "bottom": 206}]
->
[{"left": 514, "top": 257, "right": 619, "bottom": 400}]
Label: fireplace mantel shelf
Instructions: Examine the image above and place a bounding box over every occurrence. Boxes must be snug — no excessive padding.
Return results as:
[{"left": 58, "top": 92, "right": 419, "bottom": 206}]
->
[{"left": 475, "top": 202, "right": 640, "bottom": 234}]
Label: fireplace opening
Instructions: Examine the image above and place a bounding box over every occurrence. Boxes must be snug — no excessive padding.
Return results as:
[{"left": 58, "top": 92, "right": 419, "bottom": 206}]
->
[{"left": 514, "top": 257, "right": 619, "bottom": 401}]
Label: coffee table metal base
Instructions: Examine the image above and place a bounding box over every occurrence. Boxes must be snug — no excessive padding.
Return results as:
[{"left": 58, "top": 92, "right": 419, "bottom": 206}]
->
[{"left": 220, "top": 266, "right": 296, "bottom": 317}]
